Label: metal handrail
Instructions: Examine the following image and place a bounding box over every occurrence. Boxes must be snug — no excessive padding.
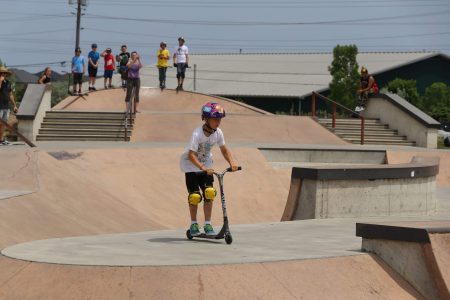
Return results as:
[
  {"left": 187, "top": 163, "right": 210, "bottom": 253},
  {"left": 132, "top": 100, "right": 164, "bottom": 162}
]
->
[
  {"left": 312, "top": 91, "right": 365, "bottom": 145},
  {"left": 0, "top": 117, "right": 36, "bottom": 147},
  {"left": 124, "top": 85, "right": 136, "bottom": 141}
]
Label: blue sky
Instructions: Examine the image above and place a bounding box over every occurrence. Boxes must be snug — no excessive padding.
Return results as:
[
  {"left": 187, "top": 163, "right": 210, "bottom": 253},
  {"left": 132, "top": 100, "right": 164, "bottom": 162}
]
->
[{"left": 0, "top": 0, "right": 449, "bottom": 73}]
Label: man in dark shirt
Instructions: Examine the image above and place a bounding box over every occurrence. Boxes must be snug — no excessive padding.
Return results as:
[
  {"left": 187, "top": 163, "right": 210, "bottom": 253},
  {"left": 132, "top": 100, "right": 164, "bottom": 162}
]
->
[
  {"left": 0, "top": 66, "right": 18, "bottom": 145},
  {"left": 116, "top": 45, "right": 130, "bottom": 88}
]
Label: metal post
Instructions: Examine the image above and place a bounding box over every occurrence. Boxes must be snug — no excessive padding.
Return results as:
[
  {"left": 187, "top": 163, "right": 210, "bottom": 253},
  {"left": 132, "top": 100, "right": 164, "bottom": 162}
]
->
[
  {"left": 193, "top": 64, "right": 197, "bottom": 91},
  {"left": 332, "top": 103, "right": 336, "bottom": 128},
  {"left": 312, "top": 92, "right": 316, "bottom": 117},
  {"left": 360, "top": 117, "right": 365, "bottom": 145},
  {"left": 75, "top": 0, "right": 82, "bottom": 49}
]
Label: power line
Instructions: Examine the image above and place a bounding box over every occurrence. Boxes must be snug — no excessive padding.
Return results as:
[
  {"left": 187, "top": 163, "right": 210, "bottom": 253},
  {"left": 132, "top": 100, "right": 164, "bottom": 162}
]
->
[
  {"left": 84, "top": 27, "right": 450, "bottom": 43},
  {"left": 85, "top": 10, "right": 450, "bottom": 26},
  {"left": 8, "top": 61, "right": 67, "bottom": 68}
]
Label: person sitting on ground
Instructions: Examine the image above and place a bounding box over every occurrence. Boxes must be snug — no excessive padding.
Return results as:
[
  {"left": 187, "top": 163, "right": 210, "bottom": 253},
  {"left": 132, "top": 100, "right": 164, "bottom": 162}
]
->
[
  {"left": 179, "top": 102, "right": 238, "bottom": 237},
  {"left": 38, "top": 67, "right": 52, "bottom": 84},
  {"left": 356, "top": 66, "right": 378, "bottom": 112},
  {"left": 0, "top": 66, "right": 18, "bottom": 145}
]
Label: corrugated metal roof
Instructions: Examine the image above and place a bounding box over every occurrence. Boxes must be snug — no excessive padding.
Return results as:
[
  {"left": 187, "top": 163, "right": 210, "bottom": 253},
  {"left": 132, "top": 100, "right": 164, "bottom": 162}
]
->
[{"left": 139, "top": 52, "right": 440, "bottom": 97}]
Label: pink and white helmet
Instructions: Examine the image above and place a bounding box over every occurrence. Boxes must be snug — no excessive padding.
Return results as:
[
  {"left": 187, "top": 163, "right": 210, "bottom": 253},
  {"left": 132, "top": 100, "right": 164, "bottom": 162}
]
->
[{"left": 201, "top": 102, "right": 226, "bottom": 120}]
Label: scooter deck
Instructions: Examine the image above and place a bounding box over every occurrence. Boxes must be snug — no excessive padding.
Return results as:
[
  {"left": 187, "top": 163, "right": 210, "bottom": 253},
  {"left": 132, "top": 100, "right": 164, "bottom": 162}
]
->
[{"left": 192, "top": 233, "right": 223, "bottom": 240}]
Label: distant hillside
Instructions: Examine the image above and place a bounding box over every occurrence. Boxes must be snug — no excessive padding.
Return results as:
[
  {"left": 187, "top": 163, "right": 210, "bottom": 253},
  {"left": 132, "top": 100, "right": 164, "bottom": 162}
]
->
[{"left": 9, "top": 68, "right": 67, "bottom": 83}]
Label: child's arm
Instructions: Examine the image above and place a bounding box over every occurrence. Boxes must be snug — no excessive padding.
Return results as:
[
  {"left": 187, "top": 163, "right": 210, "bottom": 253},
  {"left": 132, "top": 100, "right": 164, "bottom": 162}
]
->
[
  {"left": 220, "top": 145, "right": 238, "bottom": 171},
  {"left": 188, "top": 151, "right": 212, "bottom": 174}
]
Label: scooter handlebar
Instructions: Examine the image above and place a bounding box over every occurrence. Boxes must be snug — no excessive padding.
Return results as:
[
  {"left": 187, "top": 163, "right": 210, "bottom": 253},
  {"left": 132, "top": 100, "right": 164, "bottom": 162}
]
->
[
  {"left": 196, "top": 166, "right": 242, "bottom": 175},
  {"left": 226, "top": 166, "right": 242, "bottom": 172}
]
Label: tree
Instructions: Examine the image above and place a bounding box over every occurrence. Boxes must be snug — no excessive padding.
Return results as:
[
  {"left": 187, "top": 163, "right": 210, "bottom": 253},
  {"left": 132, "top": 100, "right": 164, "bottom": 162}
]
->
[
  {"left": 328, "top": 44, "right": 359, "bottom": 108},
  {"left": 422, "top": 82, "right": 450, "bottom": 122},
  {"left": 384, "top": 78, "right": 421, "bottom": 107}
]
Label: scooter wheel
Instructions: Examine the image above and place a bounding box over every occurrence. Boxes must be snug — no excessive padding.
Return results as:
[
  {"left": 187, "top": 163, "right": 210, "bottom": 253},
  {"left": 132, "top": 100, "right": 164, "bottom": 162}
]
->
[
  {"left": 186, "top": 229, "right": 193, "bottom": 240},
  {"left": 225, "top": 234, "right": 233, "bottom": 244}
]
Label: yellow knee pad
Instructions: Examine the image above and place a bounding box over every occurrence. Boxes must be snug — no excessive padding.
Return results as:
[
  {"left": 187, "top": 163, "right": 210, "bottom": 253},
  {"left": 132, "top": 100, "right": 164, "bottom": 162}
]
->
[
  {"left": 204, "top": 187, "right": 216, "bottom": 202},
  {"left": 188, "top": 192, "right": 202, "bottom": 205}
]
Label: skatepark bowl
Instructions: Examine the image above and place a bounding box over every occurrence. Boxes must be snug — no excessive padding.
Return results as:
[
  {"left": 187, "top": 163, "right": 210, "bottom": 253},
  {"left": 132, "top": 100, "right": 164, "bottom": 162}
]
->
[{"left": 1, "top": 87, "right": 450, "bottom": 299}]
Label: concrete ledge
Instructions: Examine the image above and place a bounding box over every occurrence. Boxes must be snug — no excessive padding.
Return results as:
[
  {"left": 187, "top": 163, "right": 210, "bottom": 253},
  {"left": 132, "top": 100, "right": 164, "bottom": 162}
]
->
[
  {"left": 357, "top": 221, "right": 450, "bottom": 300},
  {"left": 282, "top": 156, "right": 439, "bottom": 221},
  {"left": 364, "top": 93, "right": 440, "bottom": 148},
  {"left": 260, "top": 147, "right": 387, "bottom": 165},
  {"left": 16, "top": 84, "right": 51, "bottom": 120},
  {"left": 292, "top": 157, "right": 439, "bottom": 180},
  {"left": 16, "top": 84, "right": 52, "bottom": 141}
]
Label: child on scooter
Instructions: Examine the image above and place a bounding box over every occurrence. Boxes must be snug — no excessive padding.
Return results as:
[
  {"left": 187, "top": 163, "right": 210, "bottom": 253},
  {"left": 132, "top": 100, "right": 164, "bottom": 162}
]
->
[{"left": 180, "top": 102, "right": 238, "bottom": 236}]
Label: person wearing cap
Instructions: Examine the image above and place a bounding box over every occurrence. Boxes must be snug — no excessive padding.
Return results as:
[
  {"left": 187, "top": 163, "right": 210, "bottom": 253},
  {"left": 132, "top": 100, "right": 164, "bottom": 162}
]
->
[
  {"left": 101, "top": 48, "right": 115, "bottom": 89},
  {"left": 71, "top": 47, "right": 86, "bottom": 95},
  {"left": 116, "top": 45, "right": 130, "bottom": 88},
  {"left": 88, "top": 43, "right": 100, "bottom": 91},
  {"left": 173, "top": 37, "right": 189, "bottom": 91},
  {"left": 0, "top": 66, "right": 18, "bottom": 145},
  {"left": 157, "top": 41, "right": 170, "bottom": 89}
]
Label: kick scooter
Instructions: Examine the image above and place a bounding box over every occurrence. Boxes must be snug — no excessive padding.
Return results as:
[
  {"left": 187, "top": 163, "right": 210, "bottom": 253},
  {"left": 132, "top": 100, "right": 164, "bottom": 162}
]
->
[{"left": 186, "top": 166, "right": 242, "bottom": 244}]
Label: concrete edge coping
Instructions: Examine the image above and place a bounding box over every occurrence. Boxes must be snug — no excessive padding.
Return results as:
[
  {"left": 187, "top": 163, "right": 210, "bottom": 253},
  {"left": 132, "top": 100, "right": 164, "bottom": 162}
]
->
[
  {"left": 291, "top": 155, "right": 439, "bottom": 181},
  {"left": 355, "top": 221, "right": 450, "bottom": 244},
  {"left": 16, "top": 84, "right": 51, "bottom": 120},
  {"left": 379, "top": 93, "right": 441, "bottom": 129},
  {"left": 259, "top": 146, "right": 387, "bottom": 154}
]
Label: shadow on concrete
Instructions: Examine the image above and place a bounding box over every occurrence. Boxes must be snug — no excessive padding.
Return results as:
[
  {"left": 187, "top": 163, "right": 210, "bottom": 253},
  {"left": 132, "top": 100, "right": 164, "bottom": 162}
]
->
[{"left": 147, "top": 237, "right": 222, "bottom": 244}]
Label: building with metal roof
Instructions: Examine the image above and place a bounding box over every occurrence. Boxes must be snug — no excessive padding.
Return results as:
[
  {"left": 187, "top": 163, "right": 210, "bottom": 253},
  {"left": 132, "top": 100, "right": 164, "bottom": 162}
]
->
[{"left": 137, "top": 51, "right": 450, "bottom": 113}]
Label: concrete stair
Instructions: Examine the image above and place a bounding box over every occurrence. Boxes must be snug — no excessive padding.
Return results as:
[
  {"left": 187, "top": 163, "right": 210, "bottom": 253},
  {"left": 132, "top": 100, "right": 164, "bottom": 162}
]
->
[
  {"left": 318, "top": 118, "right": 416, "bottom": 146},
  {"left": 37, "top": 111, "right": 133, "bottom": 141}
]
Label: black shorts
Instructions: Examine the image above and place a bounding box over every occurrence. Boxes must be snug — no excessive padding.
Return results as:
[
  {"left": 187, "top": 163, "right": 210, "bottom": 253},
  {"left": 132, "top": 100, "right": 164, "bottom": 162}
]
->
[
  {"left": 73, "top": 72, "right": 83, "bottom": 84},
  {"left": 88, "top": 67, "right": 97, "bottom": 77},
  {"left": 185, "top": 172, "right": 214, "bottom": 195}
]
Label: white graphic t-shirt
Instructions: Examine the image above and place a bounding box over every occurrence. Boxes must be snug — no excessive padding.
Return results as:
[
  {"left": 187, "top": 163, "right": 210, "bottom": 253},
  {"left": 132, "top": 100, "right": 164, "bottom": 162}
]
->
[
  {"left": 175, "top": 45, "right": 189, "bottom": 63},
  {"left": 180, "top": 126, "right": 225, "bottom": 173}
]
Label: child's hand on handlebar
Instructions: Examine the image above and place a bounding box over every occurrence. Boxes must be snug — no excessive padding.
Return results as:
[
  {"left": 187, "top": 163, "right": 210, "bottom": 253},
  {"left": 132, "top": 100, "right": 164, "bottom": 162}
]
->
[
  {"left": 229, "top": 165, "right": 239, "bottom": 172},
  {"left": 205, "top": 168, "right": 214, "bottom": 176}
]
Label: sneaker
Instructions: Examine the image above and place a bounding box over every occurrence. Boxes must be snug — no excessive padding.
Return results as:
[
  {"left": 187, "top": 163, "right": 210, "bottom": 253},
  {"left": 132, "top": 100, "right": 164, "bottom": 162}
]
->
[
  {"left": 1, "top": 140, "right": 11, "bottom": 145},
  {"left": 108, "top": 84, "right": 114, "bottom": 88},
  {"left": 204, "top": 224, "right": 216, "bottom": 236},
  {"left": 92, "top": 86, "right": 96, "bottom": 91},
  {"left": 189, "top": 223, "right": 201, "bottom": 237}
]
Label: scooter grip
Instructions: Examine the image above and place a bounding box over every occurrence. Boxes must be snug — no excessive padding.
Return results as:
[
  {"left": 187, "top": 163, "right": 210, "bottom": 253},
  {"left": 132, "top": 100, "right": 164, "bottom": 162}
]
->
[{"left": 226, "top": 166, "right": 242, "bottom": 172}]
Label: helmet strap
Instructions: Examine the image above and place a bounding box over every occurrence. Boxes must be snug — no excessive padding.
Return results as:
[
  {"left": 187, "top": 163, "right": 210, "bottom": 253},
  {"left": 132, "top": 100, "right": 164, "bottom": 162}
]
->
[{"left": 203, "top": 120, "right": 216, "bottom": 133}]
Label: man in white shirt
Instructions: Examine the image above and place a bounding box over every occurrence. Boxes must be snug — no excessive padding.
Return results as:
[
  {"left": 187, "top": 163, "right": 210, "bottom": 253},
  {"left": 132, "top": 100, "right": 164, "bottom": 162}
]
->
[{"left": 173, "top": 37, "right": 189, "bottom": 91}]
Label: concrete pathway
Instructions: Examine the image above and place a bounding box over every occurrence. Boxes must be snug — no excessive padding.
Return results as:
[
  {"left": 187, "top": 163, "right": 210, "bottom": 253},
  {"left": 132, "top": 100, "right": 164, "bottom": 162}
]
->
[{"left": 3, "top": 216, "right": 450, "bottom": 267}]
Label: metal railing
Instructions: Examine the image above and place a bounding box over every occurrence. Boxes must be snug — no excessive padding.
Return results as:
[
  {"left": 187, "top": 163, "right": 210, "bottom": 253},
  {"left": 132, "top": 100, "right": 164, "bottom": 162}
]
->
[
  {"left": 312, "top": 92, "right": 365, "bottom": 145},
  {"left": 0, "top": 118, "right": 36, "bottom": 147},
  {"left": 124, "top": 85, "right": 137, "bottom": 141}
]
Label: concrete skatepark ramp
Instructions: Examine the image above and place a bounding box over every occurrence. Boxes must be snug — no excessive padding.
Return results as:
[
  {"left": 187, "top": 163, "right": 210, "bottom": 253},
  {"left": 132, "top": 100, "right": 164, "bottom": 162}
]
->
[
  {"left": 358, "top": 221, "right": 450, "bottom": 300},
  {"left": 1, "top": 88, "right": 450, "bottom": 299}
]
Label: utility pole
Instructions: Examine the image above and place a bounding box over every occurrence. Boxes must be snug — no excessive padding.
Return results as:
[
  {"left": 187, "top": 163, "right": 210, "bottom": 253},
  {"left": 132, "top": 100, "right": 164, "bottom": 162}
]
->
[
  {"left": 75, "top": 0, "right": 82, "bottom": 49},
  {"left": 69, "top": 0, "right": 86, "bottom": 50}
]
